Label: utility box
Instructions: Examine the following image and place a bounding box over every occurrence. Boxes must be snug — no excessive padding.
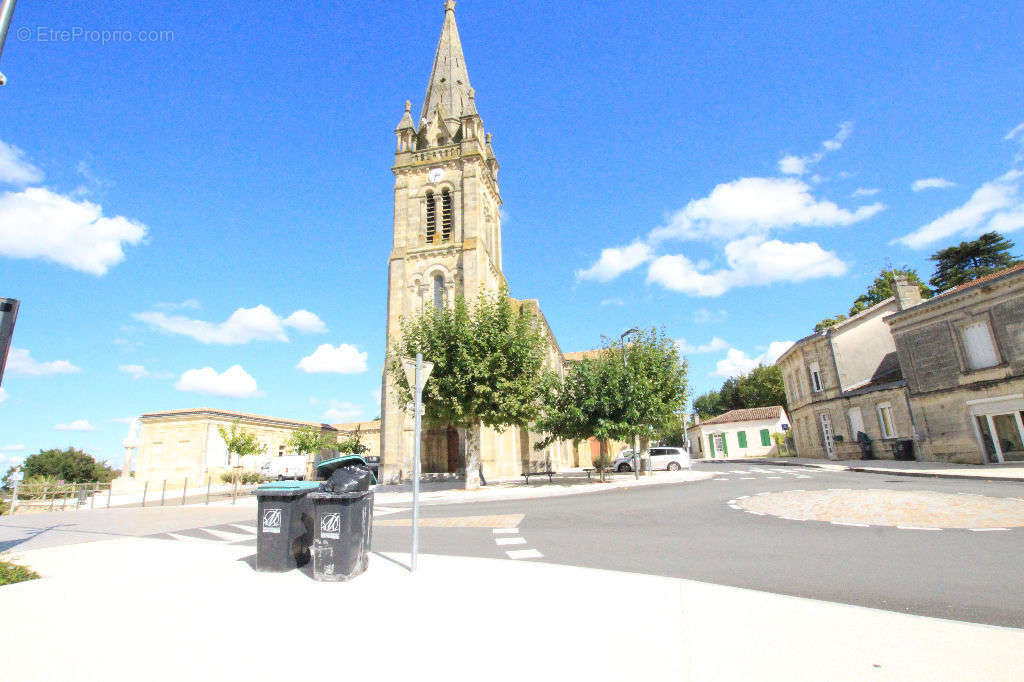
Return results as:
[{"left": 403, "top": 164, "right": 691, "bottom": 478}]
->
[{"left": 0, "top": 297, "right": 19, "bottom": 387}]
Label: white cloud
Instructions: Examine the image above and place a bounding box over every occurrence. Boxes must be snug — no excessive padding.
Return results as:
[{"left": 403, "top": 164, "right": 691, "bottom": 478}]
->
[
  {"left": 136, "top": 305, "right": 326, "bottom": 345},
  {"left": 0, "top": 443, "right": 25, "bottom": 452},
  {"left": 0, "top": 187, "right": 147, "bottom": 275},
  {"left": 647, "top": 237, "right": 847, "bottom": 297},
  {"left": 0, "top": 140, "right": 44, "bottom": 185},
  {"left": 322, "top": 400, "right": 365, "bottom": 423},
  {"left": 118, "top": 364, "right": 149, "bottom": 379},
  {"left": 677, "top": 337, "right": 729, "bottom": 354},
  {"left": 852, "top": 188, "right": 880, "bottom": 197},
  {"left": 0, "top": 387, "right": 6, "bottom": 403},
  {"left": 297, "top": 344, "right": 368, "bottom": 374},
  {"left": 175, "top": 365, "right": 260, "bottom": 398},
  {"left": 55, "top": 419, "right": 99, "bottom": 432},
  {"left": 693, "top": 308, "right": 727, "bottom": 324},
  {"left": 778, "top": 122, "right": 853, "bottom": 176},
  {"left": 600, "top": 298, "right": 624, "bottom": 307},
  {"left": 283, "top": 310, "right": 327, "bottom": 334},
  {"left": 648, "top": 177, "right": 884, "bottom": 243},
  {"left": 154, "top": 299, "right": 201, "bottom": 311},
  {"left": 911, "top": 177, "right": 956, "bottom": 192},
  {"left": 6, "top": 347, "right": 81, "bottom": 376},
  {"left": 576, "top": 242, "right": 652, "bottom": 282},
  {"left": 898, "top": 169, "right": 1024, "bottom": 248},
  {"left": 1005, "top": 122, "right": 1024, "bottom": 142},
  {"left": 715, "top": 341, "right": 794, "bottom": 377}
]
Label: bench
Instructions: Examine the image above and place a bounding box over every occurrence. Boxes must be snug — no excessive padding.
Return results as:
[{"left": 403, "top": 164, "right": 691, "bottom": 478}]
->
[
  {"left": 582, "top": 468, "right": 605, "bottom": 480},
  {"left": 521, "top": 470, "right": 555, "bottom": 484}
]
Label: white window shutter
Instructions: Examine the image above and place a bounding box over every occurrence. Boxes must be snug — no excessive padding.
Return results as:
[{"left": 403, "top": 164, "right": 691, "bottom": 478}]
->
[{"left": 962, "top": 322, "right": 999, "bottom": 370}]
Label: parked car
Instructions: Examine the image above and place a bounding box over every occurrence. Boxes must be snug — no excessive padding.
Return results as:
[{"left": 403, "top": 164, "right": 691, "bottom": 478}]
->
[
  {"left": 612, "top": 447, "right": 691, "bottom": 472},
  {"left": 260, "top": 455, "right": 307, "bottom": 481},
  {"left": 610, "top": 449, "right": 637, "bottom": 472}
]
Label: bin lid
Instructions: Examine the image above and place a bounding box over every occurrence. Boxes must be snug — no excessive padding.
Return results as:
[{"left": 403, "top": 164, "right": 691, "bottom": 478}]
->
[
  {"left": 255, "top": 481, "right": 321, "bottom": 495},
  {"left": 316, "top": 454, "right": 377, "bottom": 484},
  {"left": 308, "top": 490, "right": 374, "bottom": 501}
]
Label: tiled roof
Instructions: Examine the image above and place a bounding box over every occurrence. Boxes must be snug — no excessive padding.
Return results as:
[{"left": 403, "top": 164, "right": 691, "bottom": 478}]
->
[
  {"left": 141, "top": 408, "right": 336, "bottom": 429},
  {"left": 701, "top": 406, "right": 784, "bottom": 425},
  {"left": 934, "top": 262, "right": 1024, "bottom": 298}
]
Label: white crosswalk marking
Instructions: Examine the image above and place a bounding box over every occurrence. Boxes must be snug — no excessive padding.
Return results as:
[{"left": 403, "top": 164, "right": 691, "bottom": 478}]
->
[
  {"left": 227, "top": 524, "right": 257, "bottom": 535},
  {"left": 506, "top": 549, "right": 544, "bottom": 560},
  {"left": 495, "top": 537, "right": 527, "bottom": 546},
  {"left": 203, "top": 528, "right": 253, "bottom": 542}
]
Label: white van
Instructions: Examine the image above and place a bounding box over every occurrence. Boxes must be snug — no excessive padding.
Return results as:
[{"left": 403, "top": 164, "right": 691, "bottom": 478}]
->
[{"left": 260, "top": 455, "right": 308, "bottom": 480}]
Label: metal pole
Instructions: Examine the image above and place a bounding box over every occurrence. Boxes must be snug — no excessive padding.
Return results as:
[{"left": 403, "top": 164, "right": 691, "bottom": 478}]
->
[
  {"left": 141, "top": 481, "right": 148, "bottom": 508},
  {"left": 411, "top": 352, "right": 423, "bottom": 573},
  {"left": 160, "top": 480, "right": 166, "bottom": 506},
  {"left": 9, "top": 477, "right": 17, "bottom": 515},
  {"left": 206, "top": 474, "right": 211, "bottom": 505},
  {"left": 0, "top": 0, "right": 18, "bottom": 86},
  {"left": 232, "top": 473, "right": 238, "bottom": 504},
  {"left": 61, "top": 486, "right": 67, "bottom": 511},
  {"left": 621, "top": 332, "right": 639, "bottom": 481},
  {"left": 106, "top": 483, "right": 112, "bottom": 508},
  {"left": 90, "top": 483, "right": 96, "bottom": 510},
  {"left": 182, "top": 478, "right": 188, "bottom": 506}
]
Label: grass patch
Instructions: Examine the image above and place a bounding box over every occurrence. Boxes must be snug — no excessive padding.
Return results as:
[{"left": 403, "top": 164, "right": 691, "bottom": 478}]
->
[{"left": 0, "top": 560, "right": 40, "bottom": 586}]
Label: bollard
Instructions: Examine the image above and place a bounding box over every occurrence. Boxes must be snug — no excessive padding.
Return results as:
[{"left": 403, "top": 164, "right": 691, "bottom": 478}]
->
[
  {"left": 161, "top": 480, "right": 166, "bottom": 506},
  {"left": 90, "top": 483, "right": 96, "bottom": 510},
  {"left": 141, "top": 481, "right": 148, "bottom": 508},
  {"left": 206, "top": 474, "right": 211, "bottom": 505},
  {"left": 107, "top": 484, "right": 112, "bottom": 509},
  {"left": 61, "top": 487, "right": 67, "bottom": 511},
  {"left": 182, "top": 478, "right": 188, "bottom": 506},
  {"left": 232, "top": 474, "right": 238, "bottom": 505}
]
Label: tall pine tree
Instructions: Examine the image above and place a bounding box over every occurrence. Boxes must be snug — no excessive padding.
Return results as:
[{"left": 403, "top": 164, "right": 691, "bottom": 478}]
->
[{"left": 929, "top": 232, "right": 1021, "bottom": 292}]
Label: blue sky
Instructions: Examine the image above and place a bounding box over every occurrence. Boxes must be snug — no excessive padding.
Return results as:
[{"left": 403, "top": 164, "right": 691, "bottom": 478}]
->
[{"left": 1, "top": 0, "right": 1022, "bottom": 470}]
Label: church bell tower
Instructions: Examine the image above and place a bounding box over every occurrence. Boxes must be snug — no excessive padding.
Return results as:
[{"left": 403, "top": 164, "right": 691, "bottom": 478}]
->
[{"left": 380, "top": 0, "right": 505, "bottom": 482}]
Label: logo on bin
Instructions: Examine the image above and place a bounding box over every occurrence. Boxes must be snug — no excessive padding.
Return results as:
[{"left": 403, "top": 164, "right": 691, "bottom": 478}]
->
[
  {"left": 321, "top": 512, "right": 341, "bottom": 540},
  {"left": 262, "top": 508, "right": 283, "bottom": 534}
]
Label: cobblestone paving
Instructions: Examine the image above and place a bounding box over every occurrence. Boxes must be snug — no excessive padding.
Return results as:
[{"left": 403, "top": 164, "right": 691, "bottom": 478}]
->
[{"left": 734, "top": 489, "right": 1024, "bottom": 529}]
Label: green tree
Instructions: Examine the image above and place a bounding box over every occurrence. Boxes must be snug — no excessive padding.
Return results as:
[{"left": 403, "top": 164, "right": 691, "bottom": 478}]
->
[
  {"left": 929, "top": 232, "right": 1021, "bottom": 292},
  {"left": 849, "top": 268, "right": 932, "bottom": 316},
  {"left": 737, "top": 364, "right": 788, "bottom": 412},
  {"left": 338, "top": 431, "right": 369, "bottom": 455},
  {"left": 692, "top": 391, "right": 724, "bottom": 420},
  {"left": 287, "top": 427, "right": 333, "bottom": 459},
  {"left": 18, "top": 447, "right": 117, "bottom": 483},
  {"left": 217, "top": 422, "right": 265, "bottom": 468},
  {"left": 536, "top": 328, "right": 688, "bottom": 476},
  {"left": 814, "top": 314, "right": 847, "bottom": 332},
  {"left": 387, "top": 289, "right": 552, "bottom": 489}
]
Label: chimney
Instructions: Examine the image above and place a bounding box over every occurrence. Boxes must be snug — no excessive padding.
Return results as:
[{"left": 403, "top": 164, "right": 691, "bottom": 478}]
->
[{"left": 893, "top": 274, "right": 923, "bottom": 311}]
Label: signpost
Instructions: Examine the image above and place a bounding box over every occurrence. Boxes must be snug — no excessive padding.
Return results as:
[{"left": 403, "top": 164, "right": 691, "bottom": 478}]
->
[
  {"left": 402, "top": 353, "right": 434, "bottom": 573},
  {"left": 0, "top": 298, "right": 19, "bottom": 387}
]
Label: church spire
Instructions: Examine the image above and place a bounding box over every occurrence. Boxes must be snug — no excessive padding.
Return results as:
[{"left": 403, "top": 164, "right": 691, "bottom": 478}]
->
[{"left": 422, "top": 0, "right": 474, "bottom": 130}]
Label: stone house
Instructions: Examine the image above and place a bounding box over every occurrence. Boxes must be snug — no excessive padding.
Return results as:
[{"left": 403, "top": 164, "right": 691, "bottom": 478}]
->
[
  {"left": 687, "top": 407, "right": 790, "bottom": 459},
  {"left": 888, "top": 264, "right": 1024, "bottom": 464},
  {"left": 779, "top": 265, "right": 1024, "bottom": 463}
]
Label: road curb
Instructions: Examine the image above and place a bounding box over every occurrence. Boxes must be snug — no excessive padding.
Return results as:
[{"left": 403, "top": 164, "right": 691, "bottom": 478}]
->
[{"left": 699, "top": 458, "right": 1024, "bottom": 483}]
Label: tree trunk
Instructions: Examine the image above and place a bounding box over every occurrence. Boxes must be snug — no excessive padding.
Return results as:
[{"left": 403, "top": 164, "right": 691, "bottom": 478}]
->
[
  {"left": 599, "top": 439, "right": 608, "bottom": 483},
  {"left": 463, "top": 422, "right": 483, "bottom": 490}
]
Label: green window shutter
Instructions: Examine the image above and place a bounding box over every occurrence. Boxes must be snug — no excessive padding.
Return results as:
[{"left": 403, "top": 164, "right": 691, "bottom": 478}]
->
[
  {"left": 722, "top": 435, "right": 729, "bottom": 455},
  {"left": 738, "top": 431, "right": 747, "bottom": 448},
  {"left": 708, "top": 435, "right": 715, "bottom": 457},
  {"left": 760, "top": 429, "right": 771, "bottom": 447}
]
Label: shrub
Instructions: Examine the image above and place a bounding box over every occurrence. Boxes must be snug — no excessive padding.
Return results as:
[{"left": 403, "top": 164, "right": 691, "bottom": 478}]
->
[
  {"left": 0, "top": 498, "right": 9, "bottom": 515},
  {"left": 241, "top": 472, "right": 264, "bottom": 485},
  {"left": 0, "top": 560, "right": 40, "bottom": 586}
]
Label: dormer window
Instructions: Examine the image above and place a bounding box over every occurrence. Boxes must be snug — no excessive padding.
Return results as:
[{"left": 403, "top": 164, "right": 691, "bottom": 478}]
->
[
  {"left": 425, "top": 192, "right": 436, "bottom": 243},
  {"left": 441, "top": 189, "right": 453, "bottom": 240}
]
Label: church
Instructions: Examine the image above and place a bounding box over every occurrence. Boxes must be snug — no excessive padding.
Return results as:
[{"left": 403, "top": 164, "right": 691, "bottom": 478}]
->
[
  {"left": 130, "top": 2, "right": 604, "bottom": 489},
  {"left": 378, "top": 0, "right": 596, "bottom": 486}
]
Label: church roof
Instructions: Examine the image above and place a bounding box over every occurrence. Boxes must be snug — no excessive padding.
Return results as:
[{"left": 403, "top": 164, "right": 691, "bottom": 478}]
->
[{"left": 422, "top": 1, "right": 474, "bottom": 126}]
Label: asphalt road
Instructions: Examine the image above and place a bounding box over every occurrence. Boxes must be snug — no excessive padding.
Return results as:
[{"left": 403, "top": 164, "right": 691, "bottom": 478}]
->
[{"left": 3, "top": 464, "right": 1023, "bottom": 628}]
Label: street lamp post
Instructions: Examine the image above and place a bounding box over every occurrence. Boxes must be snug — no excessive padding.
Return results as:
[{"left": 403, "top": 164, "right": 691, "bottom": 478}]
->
[
  {"left": 620, "top": 328, "right": 640, "bottom": 481},
  {"left": 0, "top": 298, "right": 19, "bottom": 387},
  {"left": 402, "top": 353, "right": 434, "bottom": 574},
  {"left": 0, "top": 0, "right": 19, "bottom": 86}
]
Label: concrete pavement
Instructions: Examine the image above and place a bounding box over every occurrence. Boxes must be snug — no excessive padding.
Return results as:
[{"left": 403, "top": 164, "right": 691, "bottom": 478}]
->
[
  {"left": 701, "top": 456, "right": 1024, "bottom": 481},
  {"left": 2, "top": 535, "right": 1022, "bottom": 681}
]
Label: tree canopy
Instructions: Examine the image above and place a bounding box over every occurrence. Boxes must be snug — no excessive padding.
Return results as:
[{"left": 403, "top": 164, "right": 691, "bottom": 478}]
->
[
  {"left": 694, "top": 364, "right": 786, "bottom": 419},
  {"left": 387, "top": 289, "right": 552, "bottom": 488},
  {"left": 10, "top": 447, "right": 118, "bottom": 484},
  {"left": 536, "top": 328, "right": 688, "bottom": 475},
  {"left": 929, "top": 232, "right": 1021, "bottom": 292},
  {"left": 217, "top": 422, "right": 265, "bottom": 465},
  {"left": 287, "top": 427, "right": 333, "bottom": 457},
  {"left": 848, "top": 268, "right": 933, "bottom": 316}
]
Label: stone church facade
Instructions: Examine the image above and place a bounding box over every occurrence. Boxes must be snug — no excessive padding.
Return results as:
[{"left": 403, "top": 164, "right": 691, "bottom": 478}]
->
[{"left": 379, "top": 1, "right": 591, "bottom": 485}]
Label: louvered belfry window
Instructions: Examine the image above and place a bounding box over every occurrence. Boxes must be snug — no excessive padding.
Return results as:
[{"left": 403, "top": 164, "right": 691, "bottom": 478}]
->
[
  {"left": 441, "top": 189, "right": 453, "bottom": 241},
  {"left": 425, "top": 192, "right": 437, "bottom": 243}
]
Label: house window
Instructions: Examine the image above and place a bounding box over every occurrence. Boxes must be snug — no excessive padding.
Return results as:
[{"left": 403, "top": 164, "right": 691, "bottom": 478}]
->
[
  {"left": 760, "top": 429, "right": 771, "bottom": 447},
  {"left": 877, "top": 402, "right": 896, "bottom": 439},
  {"left": 278, "top": 445, "right": 285, "bottom": 457},
  {"left": 425, "top": 192, "right": 437, "bottom": 243},
  {"left": 974, "top": 412, "right": 1024, "bottom": 463},
  {"left": 441, "top": 189, "right": 453, "bottom": 240},
  {"left": 809, "top": 362, "right": 823, "bottom": 392},
  {"left": 737, "top": 431, "right": 747, "bottom": 448},
  {"left": 433, "top": 275, "right": 444, "bottom": 309},
  {"left": 960, "top": 321, "right": 1000, "bottom": 370}
]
